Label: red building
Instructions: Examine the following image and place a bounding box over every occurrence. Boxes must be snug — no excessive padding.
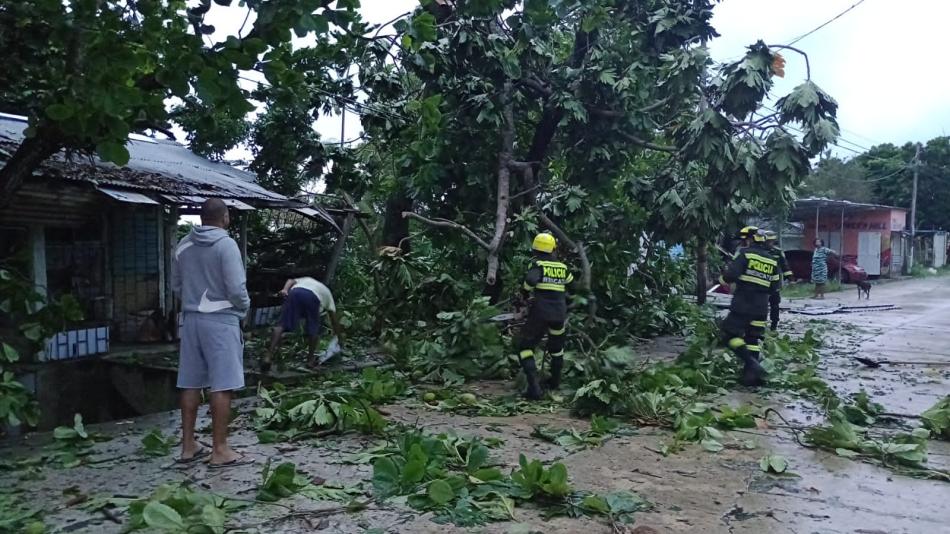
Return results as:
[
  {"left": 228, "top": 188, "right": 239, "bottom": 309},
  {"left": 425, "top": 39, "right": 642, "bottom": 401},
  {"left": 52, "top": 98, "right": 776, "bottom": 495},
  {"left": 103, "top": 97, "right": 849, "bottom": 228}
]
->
[{"left": 790, "top": 198, "right": 908, "bottom": 277}]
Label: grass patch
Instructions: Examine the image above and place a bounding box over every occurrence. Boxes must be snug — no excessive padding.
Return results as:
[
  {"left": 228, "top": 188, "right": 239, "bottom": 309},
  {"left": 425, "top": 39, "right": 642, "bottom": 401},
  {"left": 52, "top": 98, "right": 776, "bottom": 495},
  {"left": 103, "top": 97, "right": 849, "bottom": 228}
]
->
[
  {"left": 781, "top": 280, "right": 841, "bottom": 299},
  {"left": 911, "top": 264, "right": 950, "bottom": 278}
]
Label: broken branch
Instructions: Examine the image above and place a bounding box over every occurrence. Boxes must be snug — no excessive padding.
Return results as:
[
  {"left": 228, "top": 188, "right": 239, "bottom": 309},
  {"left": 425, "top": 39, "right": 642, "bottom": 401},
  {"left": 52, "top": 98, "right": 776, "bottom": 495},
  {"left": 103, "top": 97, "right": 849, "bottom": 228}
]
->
[{"left": 401, "top": 212, "right": 490, "bottom": 250}]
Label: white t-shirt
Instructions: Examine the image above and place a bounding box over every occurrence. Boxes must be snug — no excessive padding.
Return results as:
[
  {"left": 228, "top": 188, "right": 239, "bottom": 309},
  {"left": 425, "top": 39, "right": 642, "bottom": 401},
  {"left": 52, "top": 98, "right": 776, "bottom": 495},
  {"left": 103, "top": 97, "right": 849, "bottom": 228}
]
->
[{"left": 293, "top": 277, "right": 336, "bottom": 312}]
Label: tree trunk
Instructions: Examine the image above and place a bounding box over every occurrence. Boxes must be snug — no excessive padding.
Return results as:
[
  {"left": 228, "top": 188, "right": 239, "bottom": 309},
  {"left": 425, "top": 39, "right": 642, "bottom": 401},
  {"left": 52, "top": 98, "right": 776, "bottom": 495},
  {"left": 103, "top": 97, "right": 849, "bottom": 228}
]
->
[
  {"left": 324, "top": 213, "right": 355, "bottom": 288},
  {"left": 485, "top": 83, "right": 514, "bottom": 286},
  {"left": 696, "top": 239, "right": 708, "bottom": 305},
  {"left": 382, "top": 189, "right": 412, "bottom": 251},
  {"left": 0, "top": 130, "right": 62, "bottom": 208}
]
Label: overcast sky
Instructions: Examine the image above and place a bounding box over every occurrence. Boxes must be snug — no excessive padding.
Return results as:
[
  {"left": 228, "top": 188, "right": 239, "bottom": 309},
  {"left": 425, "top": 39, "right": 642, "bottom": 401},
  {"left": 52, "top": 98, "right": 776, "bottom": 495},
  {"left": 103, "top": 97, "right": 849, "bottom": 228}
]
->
[{"left": 206, "top": 0, "right": 950, "bottom": 160}]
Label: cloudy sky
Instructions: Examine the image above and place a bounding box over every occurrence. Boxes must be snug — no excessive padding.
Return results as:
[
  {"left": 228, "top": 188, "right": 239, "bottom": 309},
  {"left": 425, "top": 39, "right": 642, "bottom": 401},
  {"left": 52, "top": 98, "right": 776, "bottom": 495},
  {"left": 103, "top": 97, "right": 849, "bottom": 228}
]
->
[{"left": 208, "top": 0, "right": 950, "bottom": 159}]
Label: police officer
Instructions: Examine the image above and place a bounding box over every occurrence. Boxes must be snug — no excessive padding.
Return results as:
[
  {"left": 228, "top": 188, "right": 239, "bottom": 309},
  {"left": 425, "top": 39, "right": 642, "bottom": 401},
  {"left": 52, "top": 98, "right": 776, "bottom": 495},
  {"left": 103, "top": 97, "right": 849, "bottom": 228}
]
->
[
  {"left": 515, "top": 233, "right": 573, "bottom": 400},
  {"left": 764, "top": 230, "right": 793, "bottom": 330},
  {"left": 720, "top": 226, "right": 781, "bottom": 386}
]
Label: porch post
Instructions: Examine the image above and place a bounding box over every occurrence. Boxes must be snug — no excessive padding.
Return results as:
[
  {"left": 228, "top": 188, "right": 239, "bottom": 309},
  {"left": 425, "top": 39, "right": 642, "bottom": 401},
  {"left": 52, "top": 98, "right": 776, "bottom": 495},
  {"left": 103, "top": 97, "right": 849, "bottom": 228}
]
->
[
  {"left": 838, "top": 207, "right": 844, "bottom": 282},
  {"left": 239, "top": 213, "right": 248, "bottom": 268},
  {"left": 28, "top": 224, "right": 46, "bottom": 306}
]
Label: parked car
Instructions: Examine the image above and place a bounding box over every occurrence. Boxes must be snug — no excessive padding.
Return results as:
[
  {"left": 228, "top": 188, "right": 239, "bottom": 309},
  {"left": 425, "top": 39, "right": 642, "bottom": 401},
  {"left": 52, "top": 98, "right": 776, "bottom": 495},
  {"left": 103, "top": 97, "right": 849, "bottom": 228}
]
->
[{"left": 784, "top": 250, "right": 868, "bottom": 283}]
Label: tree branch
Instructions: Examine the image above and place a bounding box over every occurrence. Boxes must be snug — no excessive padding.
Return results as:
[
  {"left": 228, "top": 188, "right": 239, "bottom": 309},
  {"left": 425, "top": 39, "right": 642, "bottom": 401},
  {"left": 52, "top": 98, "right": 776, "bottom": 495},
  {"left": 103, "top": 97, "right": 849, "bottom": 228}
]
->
[
  {"left": 767, "top": 44, "right": 810, "bottom": 81},
  {"left": 402, "top": 212, "right": 490, "bottom": 250},
  {"left": 619, "top": 132, "right": 678, "bottom": 154}
]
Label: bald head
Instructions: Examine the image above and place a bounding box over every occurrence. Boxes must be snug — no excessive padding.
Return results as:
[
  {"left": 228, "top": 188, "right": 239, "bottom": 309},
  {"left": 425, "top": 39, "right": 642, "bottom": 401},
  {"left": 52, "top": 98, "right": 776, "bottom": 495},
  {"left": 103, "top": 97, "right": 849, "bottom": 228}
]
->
[{"left": 200, "top": 198, "right": 230, "bottom": 229}]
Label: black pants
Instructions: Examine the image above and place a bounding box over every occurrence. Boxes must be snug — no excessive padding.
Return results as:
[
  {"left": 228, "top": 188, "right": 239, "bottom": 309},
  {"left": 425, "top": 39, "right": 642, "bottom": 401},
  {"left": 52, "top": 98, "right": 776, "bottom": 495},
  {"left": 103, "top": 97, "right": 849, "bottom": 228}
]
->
[
  {"left": 769, "top": 292, "right": 780, "bottom": 328},
  {"left": 515, "top": 307, "right": 566, "bottom": 362},
  {"left": 720, "top": 310, "right": 767, "bottom": 361}
]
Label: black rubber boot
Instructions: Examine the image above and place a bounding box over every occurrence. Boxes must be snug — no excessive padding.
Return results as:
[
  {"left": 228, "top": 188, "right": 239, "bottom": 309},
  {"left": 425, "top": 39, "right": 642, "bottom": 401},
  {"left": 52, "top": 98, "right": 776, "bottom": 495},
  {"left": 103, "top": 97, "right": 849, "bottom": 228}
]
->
[
  {"left": 738, "top": 350, "right": 766, "bottom": 387},
  {"left": 770, "top": 321, "right": 778, "bottom": 331},
  {"left": 545, "top": 356, "right": 564, "bottom": 390},
  {"left": 521, "top": 358, "right": 543, "bottom": 400}
]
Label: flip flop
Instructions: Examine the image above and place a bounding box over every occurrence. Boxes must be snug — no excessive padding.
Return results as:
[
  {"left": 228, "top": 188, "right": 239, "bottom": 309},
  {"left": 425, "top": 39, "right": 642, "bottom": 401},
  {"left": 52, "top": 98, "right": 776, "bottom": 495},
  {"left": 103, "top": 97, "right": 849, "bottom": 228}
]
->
[
  {"left": 208, "top": 455, "right": 256, "bottom": 470},
  {"left": 174, "top": 446, "right": 210, "bottom": 465}
]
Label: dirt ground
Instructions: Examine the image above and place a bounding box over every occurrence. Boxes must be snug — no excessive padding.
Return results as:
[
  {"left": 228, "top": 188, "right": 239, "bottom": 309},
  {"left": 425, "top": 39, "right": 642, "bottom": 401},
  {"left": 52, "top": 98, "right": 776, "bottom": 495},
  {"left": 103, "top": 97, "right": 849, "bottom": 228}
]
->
[{"left": 2, "top": 277, "right": 948, "bottom": 533}]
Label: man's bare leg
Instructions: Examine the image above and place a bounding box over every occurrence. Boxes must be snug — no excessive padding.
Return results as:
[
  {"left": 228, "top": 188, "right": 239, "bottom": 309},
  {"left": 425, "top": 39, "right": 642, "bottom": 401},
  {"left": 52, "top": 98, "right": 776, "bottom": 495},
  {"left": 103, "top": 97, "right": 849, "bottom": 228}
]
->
[
  {"left": 180, "top": 389, "right": 202, "bottom": 459},
  {"left": 263, "top": 326, "right": 284, "bottom": 370},
  {"left": 209, "top": 390, "right": 240, "bottom": 464},
  {"left": 307, "top": 335, "right": 319, "bottom": 367}
]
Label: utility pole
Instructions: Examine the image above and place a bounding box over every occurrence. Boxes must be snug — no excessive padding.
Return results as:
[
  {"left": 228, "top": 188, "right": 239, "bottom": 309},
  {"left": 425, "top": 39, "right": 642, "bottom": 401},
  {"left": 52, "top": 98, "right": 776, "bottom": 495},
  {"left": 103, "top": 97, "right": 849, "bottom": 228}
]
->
[{"left": 908, "top": 143, "right": 922, "bottom": 273}]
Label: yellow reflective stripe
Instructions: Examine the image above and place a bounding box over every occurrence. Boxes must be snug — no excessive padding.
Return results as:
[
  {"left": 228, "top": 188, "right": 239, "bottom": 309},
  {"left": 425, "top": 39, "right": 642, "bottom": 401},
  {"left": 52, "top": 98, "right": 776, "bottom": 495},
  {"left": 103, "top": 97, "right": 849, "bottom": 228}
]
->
[
  {"left": 536, "top": 283, "right": 566, "bottom": 291},
  {"left": 565, "top": 273, "right": 574, "bottom": 283},
  {"left": 549, "top": 326, "right": 566, "bottom": 336},
  {"left": 519, "top": 349, "right": 535, "bottom": 360},
  {"left": 549, "top": 350, "right": 564, "bottom": 357},
  {"left": 536, "top": 261, "right": 567, "bottom": 268},
  {"left": 523, "top": 282, "right": 535, "bottom": 291},
  {"left": 738, "top": 275, "right": 771, "bottom": 287},
  {"left": 744, "top": 253, "right": 777, "bottom": 266},
  {"left": 783, "top": 271, "right": 793, "bottom": 277},
  {"left": 750, "top": 320, "right": 767, "bottom": 327},
  {"left": 728, "top": 338, "right": 746, "bottom": 349},
  {"left": 746, "top": 344, "right": 761, "bottom": 352}
]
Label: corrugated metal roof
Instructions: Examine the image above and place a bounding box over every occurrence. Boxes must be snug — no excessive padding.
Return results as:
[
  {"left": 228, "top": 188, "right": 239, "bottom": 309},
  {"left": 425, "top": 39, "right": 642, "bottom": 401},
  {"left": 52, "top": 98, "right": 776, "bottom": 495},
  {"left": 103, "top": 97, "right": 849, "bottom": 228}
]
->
[{"left": 0, "top": 114, "right": 286, "bottom": 203}]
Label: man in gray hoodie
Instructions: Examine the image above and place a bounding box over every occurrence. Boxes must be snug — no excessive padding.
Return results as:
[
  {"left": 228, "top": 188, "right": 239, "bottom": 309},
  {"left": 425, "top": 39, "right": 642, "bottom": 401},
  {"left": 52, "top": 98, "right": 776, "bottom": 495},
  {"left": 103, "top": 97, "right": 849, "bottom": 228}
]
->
[{"left": 171, "top": 198, "right": 252, "bottom": 468}]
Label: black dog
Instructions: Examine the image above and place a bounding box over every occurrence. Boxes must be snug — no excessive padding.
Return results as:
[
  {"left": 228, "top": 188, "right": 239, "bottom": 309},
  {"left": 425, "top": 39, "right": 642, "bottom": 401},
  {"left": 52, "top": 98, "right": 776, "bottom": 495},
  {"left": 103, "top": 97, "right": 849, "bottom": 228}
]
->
[{"left": 856, "top": 280, "right": 871, "bottom": 299}]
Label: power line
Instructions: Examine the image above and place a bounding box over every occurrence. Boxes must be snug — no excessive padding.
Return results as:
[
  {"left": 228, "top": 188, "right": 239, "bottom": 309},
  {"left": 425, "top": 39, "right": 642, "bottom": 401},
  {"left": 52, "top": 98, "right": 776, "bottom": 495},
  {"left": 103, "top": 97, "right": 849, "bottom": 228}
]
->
[{"left": 787, "top": 0, "right": 867, "bottom": 46}]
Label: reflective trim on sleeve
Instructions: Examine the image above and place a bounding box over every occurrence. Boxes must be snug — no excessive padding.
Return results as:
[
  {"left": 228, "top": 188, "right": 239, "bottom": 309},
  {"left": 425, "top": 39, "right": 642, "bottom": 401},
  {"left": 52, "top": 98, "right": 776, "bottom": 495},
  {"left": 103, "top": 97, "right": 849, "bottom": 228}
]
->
[
  {"left": 728, "top": 337, "right": 746, "bottom": 349},
  {"left": 750, "top": 320, "right": 767, "bottom": 327},
  {"left": 519, "top": 349, "right": 535, "bottom": 360},
  {"left": 738, "top": 275, "right": 772, "bottom": 287},
  {"left": 549, "top": 350, "right": 564, "bottom": 357},
  {"left": 746, "top": 344, "right": 761, "bottom": 352},
  {"left": 523, "top": 282, "right": 535, "bottom": 291},
  {"left": 548, "top": 326, "right": 566, "bottom": 336}
]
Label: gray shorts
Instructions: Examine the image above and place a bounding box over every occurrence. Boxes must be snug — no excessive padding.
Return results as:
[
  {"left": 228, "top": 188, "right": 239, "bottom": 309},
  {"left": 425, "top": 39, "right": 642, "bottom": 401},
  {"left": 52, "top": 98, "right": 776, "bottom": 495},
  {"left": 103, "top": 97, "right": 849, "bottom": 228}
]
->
[{"left": 177, "top": 313, "right": 245, "bottom": 392}]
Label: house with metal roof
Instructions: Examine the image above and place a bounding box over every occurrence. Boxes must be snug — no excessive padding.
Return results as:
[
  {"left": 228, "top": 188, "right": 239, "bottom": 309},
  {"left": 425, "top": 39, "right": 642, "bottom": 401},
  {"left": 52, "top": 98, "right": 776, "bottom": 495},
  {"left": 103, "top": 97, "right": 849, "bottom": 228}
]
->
[
  {"left": 0, "top": 113, "right": 342, "bottom": 357},
  {"left": 788, "top": 197, "right": 909, "bottom": 278}
]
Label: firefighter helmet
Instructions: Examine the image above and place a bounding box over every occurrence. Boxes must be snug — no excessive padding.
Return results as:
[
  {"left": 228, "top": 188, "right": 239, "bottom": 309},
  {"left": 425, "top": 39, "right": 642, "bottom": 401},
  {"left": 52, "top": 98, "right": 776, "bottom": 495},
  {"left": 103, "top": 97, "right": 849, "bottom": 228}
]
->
[
  {"left": 532, "top": 233, "right": 557, "bottom": 253},
  {"left": 737, "top": 226, "right": 759, "bottom": 240}
]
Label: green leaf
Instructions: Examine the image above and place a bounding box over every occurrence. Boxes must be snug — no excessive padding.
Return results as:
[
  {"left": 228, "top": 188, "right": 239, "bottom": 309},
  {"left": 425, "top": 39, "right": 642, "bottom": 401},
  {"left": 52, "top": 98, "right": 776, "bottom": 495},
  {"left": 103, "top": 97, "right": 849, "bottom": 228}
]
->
[
  {"left": 835, "top": 448, "right": 860, "bottom": 458},
  {"left": 73, "top": 413, "right": 88, "bottom": 439},
  {"left": 200, "top": 504, "right": 226, "bottom": 531},
  {"left": 759, "top": 454, "right": 788, "bottom": 474},
  {"left": 312, "top": 403, "right": 334, "bottom": 427},
  {"left": 372, "top": 457, "right": 399, "bottom": 495},
  {"left": 581, "top": 494, "right": 610, "bottom": 514},
  {"left": 427, "top": 479, "right": 455, "bottom": 505},
  {"left": 410, "top": 12, "right": 437, "bottom": 43},
  {"left": 700, "top": 439, "right": 723, "bottom": 453},
  {"left": 142, "top": 501, "right": 185, "bottom": 530},
  {"left": 46, "top": 103, "right": 74, "bottom": 121},
  {"left": 141, "top": 429, "right": 172, "bottom": 456},
  {"left": 53, "top": 427, "right": 78, "bottom": 441},
  {"left": 1, "top": 343, "right": 19, "bottom": 363},
  {"left": 96, "top": 142, "right": 130, "bottom": 166},
  {"left": 256, "top": 429, "right": 279, "bottom": 444}
]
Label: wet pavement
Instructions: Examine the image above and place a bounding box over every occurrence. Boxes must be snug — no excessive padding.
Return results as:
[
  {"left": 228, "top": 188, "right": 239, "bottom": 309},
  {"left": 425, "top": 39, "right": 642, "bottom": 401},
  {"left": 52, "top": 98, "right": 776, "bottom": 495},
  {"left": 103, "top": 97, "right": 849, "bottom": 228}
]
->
[{"left": 1, "top": 277, "right": 948, "bottom": 533}]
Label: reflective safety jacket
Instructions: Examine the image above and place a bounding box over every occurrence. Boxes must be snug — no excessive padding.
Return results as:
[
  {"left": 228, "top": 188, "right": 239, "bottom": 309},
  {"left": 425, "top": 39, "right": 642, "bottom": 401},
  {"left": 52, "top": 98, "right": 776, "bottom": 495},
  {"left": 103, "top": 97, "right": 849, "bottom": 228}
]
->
[
  {"left": 522, "top": 255, "right": 573, "bottom": 320},
  {"left": 721, "top": 244, "right": 781, "bottom": 315}
]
